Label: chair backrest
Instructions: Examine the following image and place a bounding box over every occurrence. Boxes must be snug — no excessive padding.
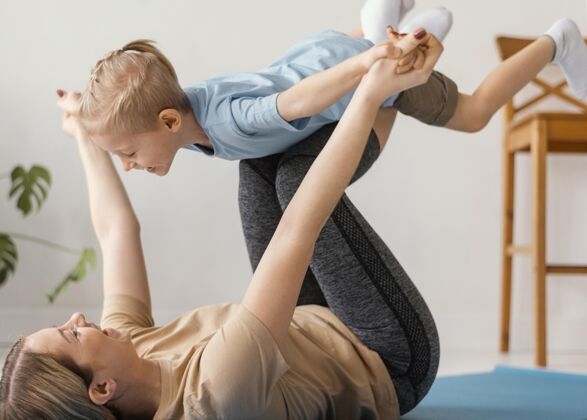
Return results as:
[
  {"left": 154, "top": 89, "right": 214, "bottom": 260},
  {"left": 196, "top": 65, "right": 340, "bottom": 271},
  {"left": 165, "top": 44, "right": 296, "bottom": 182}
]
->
[{"left": 495, "top": 36, "right": 587, "bottom": 124}]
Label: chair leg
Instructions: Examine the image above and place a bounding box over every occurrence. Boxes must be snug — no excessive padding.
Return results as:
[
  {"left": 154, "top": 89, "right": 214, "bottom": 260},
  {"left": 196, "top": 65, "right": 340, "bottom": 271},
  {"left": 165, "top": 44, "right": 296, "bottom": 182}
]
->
[
  {"left": 500, "top": 147, "right": 515, "bottom": 353},
  {"left": 531, "top": 120, "right": 547, "bottom": 367}
]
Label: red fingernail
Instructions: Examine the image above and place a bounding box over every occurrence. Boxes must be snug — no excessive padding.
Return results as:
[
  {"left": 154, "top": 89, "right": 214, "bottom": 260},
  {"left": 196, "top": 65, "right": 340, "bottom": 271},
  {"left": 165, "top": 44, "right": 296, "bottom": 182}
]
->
[
  {"left": 414, "top": 29, "right": 427, "bottom": 40},
  {"left": 56, "top": 89, "right": 64, "bottom": 97}
]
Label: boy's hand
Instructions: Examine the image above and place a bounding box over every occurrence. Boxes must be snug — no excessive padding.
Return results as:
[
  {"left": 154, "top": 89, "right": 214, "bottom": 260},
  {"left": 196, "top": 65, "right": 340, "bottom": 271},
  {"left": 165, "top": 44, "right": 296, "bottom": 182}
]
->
[{"left": 56, "top": 89, "right": 85, "bottom": 142}]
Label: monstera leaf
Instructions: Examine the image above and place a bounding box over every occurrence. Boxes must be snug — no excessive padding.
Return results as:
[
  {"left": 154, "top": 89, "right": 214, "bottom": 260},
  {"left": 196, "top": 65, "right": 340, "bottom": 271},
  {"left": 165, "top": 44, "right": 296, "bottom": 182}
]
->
[
  {"left": 9, "top": 165, "right": 51, "bottom": 216},
  {"left": 46, "top": 248, "right": 96, "bottom": 303},
  {"left": 0, "top": 234, "right": 18, "bottom": 286},
  {"left": 1, "top": 164, "right": 95, "bottom": 301}
]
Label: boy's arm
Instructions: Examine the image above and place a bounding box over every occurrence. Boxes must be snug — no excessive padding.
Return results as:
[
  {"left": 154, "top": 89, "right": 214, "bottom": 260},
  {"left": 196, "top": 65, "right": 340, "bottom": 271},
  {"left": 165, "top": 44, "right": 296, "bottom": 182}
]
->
[
  {"left": 58, "top": 91, "right": 151, "bottom": 311},
  {"left": 276, "top": 33, "right": 423, "bottom": 122}
]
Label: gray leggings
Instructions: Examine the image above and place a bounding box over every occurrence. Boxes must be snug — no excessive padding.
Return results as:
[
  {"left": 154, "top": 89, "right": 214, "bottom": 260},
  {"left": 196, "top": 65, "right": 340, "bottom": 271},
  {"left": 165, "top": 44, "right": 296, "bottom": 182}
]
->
[{"left": 238, "top": 123, "right": 439, "bottom": 415}]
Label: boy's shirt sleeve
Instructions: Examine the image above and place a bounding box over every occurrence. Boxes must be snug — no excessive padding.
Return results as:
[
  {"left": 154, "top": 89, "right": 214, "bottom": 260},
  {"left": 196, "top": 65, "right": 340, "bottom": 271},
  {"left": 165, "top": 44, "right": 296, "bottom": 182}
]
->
[
  {"left": 229, "top": 93, "right": 311, "bottom": 136},
  {"left": 201, "top": 94, "right": 315, "bottom": 160}
]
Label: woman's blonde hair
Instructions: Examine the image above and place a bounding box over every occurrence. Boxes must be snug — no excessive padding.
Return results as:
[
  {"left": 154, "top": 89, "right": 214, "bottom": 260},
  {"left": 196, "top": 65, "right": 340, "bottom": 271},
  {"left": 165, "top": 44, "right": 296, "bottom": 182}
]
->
[
  {"left": 0, "top": 337, "right": 116, "bottom": 420},
  {"left": 79, "top": 39, "right": 192, "bottom": 136}
]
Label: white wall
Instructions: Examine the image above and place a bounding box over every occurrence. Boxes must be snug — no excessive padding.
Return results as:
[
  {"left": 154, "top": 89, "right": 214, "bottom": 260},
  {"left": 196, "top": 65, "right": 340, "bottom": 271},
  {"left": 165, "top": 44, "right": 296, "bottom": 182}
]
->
[{"left": 1, "top": 0, "right": 586, "bottom": 352}]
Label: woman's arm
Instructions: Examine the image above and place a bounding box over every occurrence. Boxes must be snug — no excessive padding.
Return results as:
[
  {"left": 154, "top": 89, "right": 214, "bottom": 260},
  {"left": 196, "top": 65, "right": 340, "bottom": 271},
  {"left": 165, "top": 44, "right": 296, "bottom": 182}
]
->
[
  {"left": 276, "top": 32, "right": 425, "bottom": 122},
  {"left": 242, "top": 34, "right": 443, "bottom": 351},
  {"left": 57, "top": 91, "right": 151, "bottom": 310}
]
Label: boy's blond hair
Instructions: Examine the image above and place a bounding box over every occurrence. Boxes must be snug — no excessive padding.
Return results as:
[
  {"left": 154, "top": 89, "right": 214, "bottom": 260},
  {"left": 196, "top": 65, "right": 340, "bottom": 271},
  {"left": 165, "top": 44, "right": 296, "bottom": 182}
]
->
[{"left": 79, "top": 39, "right": 192, "bottom": 135}]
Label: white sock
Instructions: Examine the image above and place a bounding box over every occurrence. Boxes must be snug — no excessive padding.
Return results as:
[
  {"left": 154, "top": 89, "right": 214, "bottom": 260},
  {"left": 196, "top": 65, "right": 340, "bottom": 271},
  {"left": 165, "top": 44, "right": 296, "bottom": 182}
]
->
[
  {"left": 545, "top": 18, "right": 587, "bottom": 99},
  {"left": 399, "top": 6, "right": 453, "bottom": 42},
  {"left": 361, "top": 0, "right": 415, "bottom": 44}
]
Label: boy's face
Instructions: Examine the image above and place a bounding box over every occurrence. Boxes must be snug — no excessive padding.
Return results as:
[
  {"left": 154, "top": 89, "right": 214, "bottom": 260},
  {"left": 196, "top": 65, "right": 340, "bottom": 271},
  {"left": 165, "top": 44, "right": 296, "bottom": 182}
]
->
[{"left": 92, "top": 125, "right": 181, "bottom": 176}]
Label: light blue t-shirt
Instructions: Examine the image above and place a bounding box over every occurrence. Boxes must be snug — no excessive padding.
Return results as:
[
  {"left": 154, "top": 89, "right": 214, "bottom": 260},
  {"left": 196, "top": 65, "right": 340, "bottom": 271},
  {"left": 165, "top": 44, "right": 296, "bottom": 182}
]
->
[{"left": 184, "top": 30, "right": 399, "bottom": 160}]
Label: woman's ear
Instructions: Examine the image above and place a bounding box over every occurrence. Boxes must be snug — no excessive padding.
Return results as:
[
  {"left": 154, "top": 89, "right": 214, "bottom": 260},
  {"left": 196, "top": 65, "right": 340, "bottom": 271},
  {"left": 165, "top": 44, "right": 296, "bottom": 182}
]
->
[
  {"left": 88, "top": 377, "right": 117, "bottom": 406},
  {"left": 158, "top": 108, "right": 182, "bottom": 132}
]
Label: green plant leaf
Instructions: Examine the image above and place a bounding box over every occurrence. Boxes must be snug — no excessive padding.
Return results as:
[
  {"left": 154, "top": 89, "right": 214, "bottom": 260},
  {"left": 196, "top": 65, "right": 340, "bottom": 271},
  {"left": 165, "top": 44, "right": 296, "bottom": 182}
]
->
[
  {"left": 0, "top": 233, "right": 18, "bottom": 287},
  {"left": 46, "top": 248, "right": 96, "bottom": 303},
  {"left": 9, "top": 165, "right": 52, "bottom": 216}
]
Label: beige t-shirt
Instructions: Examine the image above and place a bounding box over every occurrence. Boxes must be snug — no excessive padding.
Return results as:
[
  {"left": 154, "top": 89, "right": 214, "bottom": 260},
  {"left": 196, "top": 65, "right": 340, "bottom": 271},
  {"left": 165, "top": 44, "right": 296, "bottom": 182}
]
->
[{"left": 101, "top": 295, "right": 399, "bottom": 420}]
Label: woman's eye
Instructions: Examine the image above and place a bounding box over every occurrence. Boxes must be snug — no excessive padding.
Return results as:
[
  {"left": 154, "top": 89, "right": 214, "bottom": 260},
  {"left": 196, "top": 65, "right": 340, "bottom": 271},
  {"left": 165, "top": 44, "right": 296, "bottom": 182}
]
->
[
  {"left": 127, "top": 152, "right": 136, "bottom": 158},
  {"left": 71, "top": 327, "right": 80, "bottom": 339}
]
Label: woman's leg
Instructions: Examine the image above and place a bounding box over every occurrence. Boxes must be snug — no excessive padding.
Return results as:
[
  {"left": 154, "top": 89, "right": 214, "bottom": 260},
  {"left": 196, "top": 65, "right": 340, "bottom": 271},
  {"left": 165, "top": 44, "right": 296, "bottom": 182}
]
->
[
  {"left": 238, "top": 104, "right": 397, "bottom": 305},
  {"left": 275, "top": 123, "right": 439, "bottom": 415},
  {"left": 239, "top": 154, "right": 328, "bottom": 307}
]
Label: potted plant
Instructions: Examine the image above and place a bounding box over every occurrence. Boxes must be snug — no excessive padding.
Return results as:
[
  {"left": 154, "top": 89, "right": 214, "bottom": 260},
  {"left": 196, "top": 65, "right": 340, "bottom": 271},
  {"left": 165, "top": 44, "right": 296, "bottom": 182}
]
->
[{"left": 0, "top": 164, "right": 95, "bottom": 302}]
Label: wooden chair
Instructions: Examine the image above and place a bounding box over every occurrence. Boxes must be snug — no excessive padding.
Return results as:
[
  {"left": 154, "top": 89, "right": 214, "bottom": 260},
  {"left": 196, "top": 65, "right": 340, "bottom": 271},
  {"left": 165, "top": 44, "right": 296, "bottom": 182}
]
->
[{"left": 496, "top": 36, "right": 587, "bottom": 367}]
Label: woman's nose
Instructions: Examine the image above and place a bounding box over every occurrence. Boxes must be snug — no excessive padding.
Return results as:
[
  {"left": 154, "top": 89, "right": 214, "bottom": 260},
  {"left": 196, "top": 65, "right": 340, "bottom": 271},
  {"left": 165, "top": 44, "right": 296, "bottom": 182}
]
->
[
  {"left": 70, "top": 312, "right": 86, "bottom": 326},
  {"left": 122, "top": 159, "right": 136, "bottom": 171}
]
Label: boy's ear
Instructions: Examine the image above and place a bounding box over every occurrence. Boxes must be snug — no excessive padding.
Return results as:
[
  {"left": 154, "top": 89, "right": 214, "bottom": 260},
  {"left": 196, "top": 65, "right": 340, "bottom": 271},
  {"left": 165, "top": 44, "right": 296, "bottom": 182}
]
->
[{"left": 159, "top": 108, "right": 182, "bottom": 133}]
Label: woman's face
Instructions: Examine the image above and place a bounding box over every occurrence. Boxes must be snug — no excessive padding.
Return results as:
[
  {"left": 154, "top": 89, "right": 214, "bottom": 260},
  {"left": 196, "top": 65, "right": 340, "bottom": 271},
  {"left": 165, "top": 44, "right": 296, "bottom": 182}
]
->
[{"left": 24, "top": 312, "right": 136, "bottom": 377}]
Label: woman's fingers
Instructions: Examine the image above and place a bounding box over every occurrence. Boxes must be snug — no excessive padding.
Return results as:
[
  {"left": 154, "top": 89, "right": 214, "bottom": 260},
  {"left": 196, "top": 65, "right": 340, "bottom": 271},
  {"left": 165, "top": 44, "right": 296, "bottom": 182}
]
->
[
  {"left": 418, "top": 34, "right": 443, "bottom": 74},
  {"left": 56, "top": 89, "right": 85, "bottom": 140},
  {"left": 398, "top": 49, "right": 416, "bottom": 67},
  {"left": 396, "top": 52, "right": 417, "bottom": 74},
  {"left": 386, "top": 25, "right": 398, "bottom": 39},
  {"left": 56, "top": 90, "right": 82, "bottom": 114},
  {"left": 412, "top": 47, "right": 426, "bottom": 70},
  {"left": 393, "top": 27, "right": 428, "bottom": 57}
]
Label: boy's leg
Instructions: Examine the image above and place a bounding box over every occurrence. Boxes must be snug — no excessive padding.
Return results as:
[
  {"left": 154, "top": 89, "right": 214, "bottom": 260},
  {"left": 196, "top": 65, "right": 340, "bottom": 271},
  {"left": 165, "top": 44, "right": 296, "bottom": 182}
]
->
[
  {"left": 361, "top": 0, "right": 415, "bottom": 44},
  {"left": 396, "top": 19, "right": 587, "bottom": 133},
  {"left": 358, "top": 2, "right": 453, "bottom": 43},
  {"left": 444, "top": 36, "right": 555, "bottom": 132},
  {"left": 275, "top": 123, "right": 440, "bottom": 415},
  {"left": 400, "top": 7, "right": 453, "bottom": 42},
  {"left": 393, "top": 38, "right": 554, "bottom": 132}
]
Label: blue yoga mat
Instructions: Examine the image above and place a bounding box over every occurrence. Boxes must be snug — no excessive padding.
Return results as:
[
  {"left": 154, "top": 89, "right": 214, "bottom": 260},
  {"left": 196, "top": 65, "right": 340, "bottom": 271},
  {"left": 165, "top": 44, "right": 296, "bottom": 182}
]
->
[{"left": 403, "top": 365, "right": 587, "bottom": 420}]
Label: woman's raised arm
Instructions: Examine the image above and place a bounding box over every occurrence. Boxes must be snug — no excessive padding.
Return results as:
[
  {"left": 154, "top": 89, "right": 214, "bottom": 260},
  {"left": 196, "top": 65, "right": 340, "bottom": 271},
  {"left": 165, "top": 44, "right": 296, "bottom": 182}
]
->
[
  {"left": 57, "top": 91, "right": 151, "bottom": 310},
  {"left": 242, "top": 33, "right": 443, "bottom": 352}
]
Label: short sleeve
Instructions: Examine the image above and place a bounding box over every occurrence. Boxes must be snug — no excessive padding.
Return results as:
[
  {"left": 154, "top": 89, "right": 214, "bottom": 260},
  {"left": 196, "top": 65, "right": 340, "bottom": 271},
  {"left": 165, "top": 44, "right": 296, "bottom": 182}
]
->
[
  {"left": 187, "top": 305, "right": 289, "bottom": 418},
  {"left": 229, "top": 93, "right": 311, "bottom": 136},
  {"left": 100, "top": 294, "right": 154, "bottom": 332}
]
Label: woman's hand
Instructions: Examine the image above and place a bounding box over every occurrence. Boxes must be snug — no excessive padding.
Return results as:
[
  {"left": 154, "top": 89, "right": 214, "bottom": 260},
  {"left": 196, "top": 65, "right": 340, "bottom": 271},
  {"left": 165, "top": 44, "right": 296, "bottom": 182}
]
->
[
  {"left": 56, "top": 89, "right": 85, "bottom": 142},
  {"left": 359, "top": 31, "right": 444, "bottom": 103},
  {"left": 386, "top": 26, "right": 427, "bottom": 74},
  {"left": 360, "top": 26, "right": 427, "bottom": 73},
  {"left": 359, "top": 38, "right": 402, "bottom": 72}
]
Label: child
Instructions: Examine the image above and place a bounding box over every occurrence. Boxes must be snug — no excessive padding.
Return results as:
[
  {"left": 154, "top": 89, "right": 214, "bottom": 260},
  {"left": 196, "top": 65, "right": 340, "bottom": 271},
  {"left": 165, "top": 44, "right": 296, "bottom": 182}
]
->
[{"left": 58, "top": 2, "right": 587, "bottom": 176}]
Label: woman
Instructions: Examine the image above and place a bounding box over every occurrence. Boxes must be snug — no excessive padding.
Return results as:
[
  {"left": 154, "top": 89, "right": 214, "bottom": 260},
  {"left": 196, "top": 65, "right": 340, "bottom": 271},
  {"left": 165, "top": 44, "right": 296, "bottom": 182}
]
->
[{"left": 0, "top": 33, "right": 442, "bottom": 420}]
